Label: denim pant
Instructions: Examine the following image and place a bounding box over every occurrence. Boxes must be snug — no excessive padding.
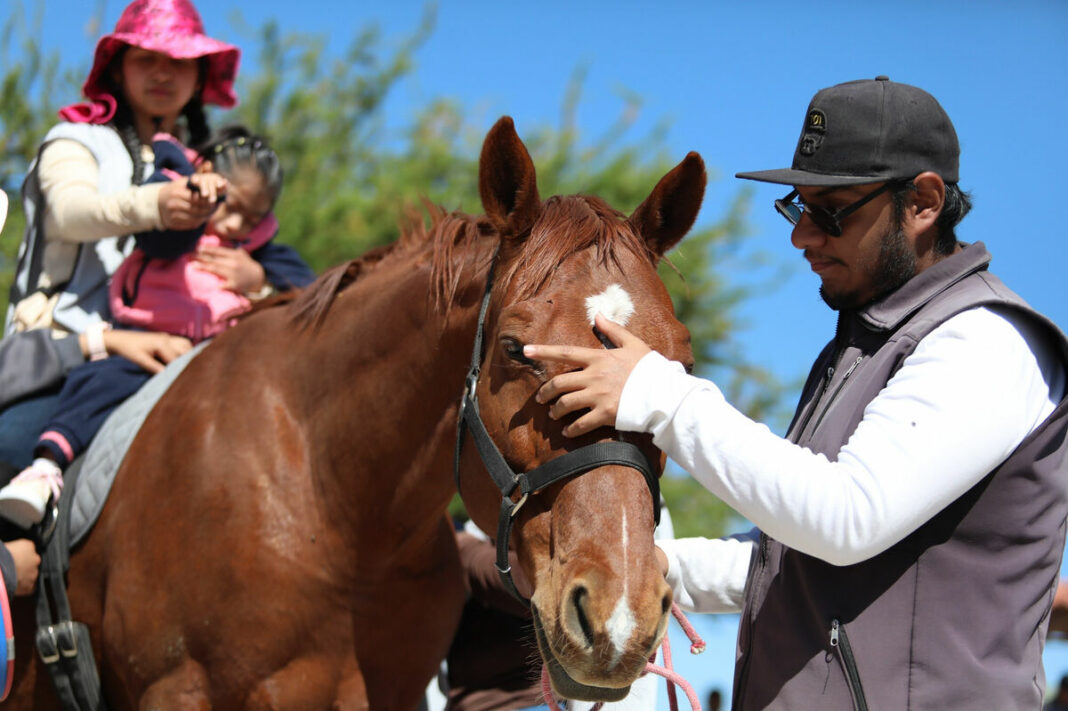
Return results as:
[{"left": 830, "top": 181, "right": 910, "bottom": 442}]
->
[{"left": 0, "top": 392, "right": 61, "bottom": 475}]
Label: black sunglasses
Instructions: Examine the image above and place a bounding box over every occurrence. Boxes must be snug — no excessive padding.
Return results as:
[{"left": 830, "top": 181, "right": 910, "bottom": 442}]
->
[{"left": 774, "top": 181, "right": 901, "bottom": 237}]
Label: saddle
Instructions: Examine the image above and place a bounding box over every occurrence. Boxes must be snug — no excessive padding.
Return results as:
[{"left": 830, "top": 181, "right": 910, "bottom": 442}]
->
[{"left": 32, "top": 342, "right": 207, "bottom": 710}]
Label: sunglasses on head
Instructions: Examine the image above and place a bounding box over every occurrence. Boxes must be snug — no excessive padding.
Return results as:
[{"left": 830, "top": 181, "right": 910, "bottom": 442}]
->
[{"left": 774, "top": 181, "right": 903, "bottom": 237}]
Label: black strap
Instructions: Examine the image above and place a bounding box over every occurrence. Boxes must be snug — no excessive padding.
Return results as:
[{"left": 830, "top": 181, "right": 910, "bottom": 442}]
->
[
  {"left": 34, "top": 458, "right": 108, "bottom": 711},
  {"left": 453, "top": 249, "right": 498, "bottom": 499},
  {"left": 461, "top": 389, "right": 659, "bottom": 520},
  {"left": 11, "top": 142, "right": 76, "bottom": 311},
  {"left": 491, "top": 437, "right": 659, "bottom": 603}
]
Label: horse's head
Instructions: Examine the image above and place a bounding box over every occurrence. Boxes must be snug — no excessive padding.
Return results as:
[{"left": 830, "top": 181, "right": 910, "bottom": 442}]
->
[{"left": 457, "top": 117, "right": 705, "bottom": 700}]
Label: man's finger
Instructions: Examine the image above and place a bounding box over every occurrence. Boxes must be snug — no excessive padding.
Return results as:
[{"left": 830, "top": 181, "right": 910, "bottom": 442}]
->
[
  {"left": 536, "top": 371, "right": 593, "bottom": 404},
  {"left": 562, "top": 410, "right": 609, "bottom": 438},
  {"left": 524, "top": 343, "right": 598, "bottom": 366},
  {"left": 594, "top": 313, "right": 643, "bottom": 348},
  {"left": 548, "top": 392, "right": 577, "bottom": 420}
]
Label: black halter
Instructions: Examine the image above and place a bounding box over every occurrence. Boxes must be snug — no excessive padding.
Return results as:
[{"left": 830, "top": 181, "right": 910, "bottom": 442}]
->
[{"left": 453, "top": 252, "right": 661, "bottom": 603}]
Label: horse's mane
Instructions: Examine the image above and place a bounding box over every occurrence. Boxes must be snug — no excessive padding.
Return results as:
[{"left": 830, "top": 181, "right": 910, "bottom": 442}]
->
[
  {"left": 286, "top": 193, "right": 650, "bottom": 331},
  {"left": 288, "top": 202, "right": 494, "bottom": 331},
  {"left": 499, "top": 194, "right": 653, "bottom": 301}
]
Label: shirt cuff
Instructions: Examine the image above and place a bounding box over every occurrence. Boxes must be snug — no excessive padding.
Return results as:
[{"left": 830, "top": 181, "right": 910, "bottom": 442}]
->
[
  {"left": 246, "top": 283, "right": 276, "bottom": 301},
  {"left": 54, "top": 332, "right": 88, "bottom": 374},
  {"left": 658, "top": 535, "right": 754, "bottom": 614},
  {"left": 617, "top": 350, "right": 722, "bottom": 434}
]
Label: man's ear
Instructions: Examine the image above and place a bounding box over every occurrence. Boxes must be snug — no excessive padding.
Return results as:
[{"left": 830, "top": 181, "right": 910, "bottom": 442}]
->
[{"left": 909, "top": 171, "right": 945, "bottom": 232}]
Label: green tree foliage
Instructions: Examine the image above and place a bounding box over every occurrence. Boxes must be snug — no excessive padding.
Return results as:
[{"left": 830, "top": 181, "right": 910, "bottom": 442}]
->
[
  {"left": 0, "top": 3, "right": 790, "bottom": 540},
  {"left": 0, "top": 3, "right": 81, "bottom": 281}
]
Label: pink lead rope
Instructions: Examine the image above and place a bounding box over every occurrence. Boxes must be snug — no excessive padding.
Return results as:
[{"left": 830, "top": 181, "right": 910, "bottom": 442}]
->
[{"left": 540, "top": 602, "right": 706, "bottom": 711}]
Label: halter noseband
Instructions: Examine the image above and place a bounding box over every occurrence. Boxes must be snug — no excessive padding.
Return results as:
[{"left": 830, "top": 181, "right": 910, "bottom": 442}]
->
[{"left": 453, "top": 251, "right": 661, "bottom": 603}]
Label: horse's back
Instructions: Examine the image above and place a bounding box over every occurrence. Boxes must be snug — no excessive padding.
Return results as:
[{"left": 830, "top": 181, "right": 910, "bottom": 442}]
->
[{"left": 62, "top": 307, "right": 463, "bottom": 708}]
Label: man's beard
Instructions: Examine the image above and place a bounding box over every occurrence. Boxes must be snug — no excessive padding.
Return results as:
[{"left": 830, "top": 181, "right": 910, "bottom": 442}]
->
[{"left": 820, "top": 222, "right": 916, "bottom": 311}]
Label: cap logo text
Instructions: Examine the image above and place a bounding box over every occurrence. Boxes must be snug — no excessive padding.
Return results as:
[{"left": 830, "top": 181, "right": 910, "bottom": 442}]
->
[{"left": 799, "top": 109, "right": 827, "bottom": 156}]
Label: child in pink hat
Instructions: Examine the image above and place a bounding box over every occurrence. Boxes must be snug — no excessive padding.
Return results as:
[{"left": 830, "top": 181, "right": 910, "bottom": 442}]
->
[{"left": 58, "top": 0, "right": 239, "bottom": 126}]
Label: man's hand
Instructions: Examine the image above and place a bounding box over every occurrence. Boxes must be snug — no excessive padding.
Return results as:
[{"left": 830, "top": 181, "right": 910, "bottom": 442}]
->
[
  {"left": 194, "top": 245, "right": 267, "bottom": 294},
  {"left": 5, "top": 539, "right": 40, "bottom": 596},
  {"left": 523, "top": 314, "right": 651, "bottom": 437},
  {"left": 655, "top": 545, "right": 669, "bottom": 577},
  {"left": 103, "top": 330, "right": 193, "bottom": 374}
]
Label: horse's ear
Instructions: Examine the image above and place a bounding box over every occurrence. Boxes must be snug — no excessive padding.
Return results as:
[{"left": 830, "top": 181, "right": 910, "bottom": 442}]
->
[
  {"left": 479, "top": 116, "right": 541, "bottom": 237},
  {"left": 628, "top": 152, "right": 706, "bottom": 259}
]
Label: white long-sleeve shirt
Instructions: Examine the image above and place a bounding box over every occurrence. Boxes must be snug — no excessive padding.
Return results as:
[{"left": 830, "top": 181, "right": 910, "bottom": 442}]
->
[
  {"left": 38, "top": 138, "right": 163, "bottom": 243},
  {"left": 616, "top": 305, "right": 1066, "bottom": 614}
]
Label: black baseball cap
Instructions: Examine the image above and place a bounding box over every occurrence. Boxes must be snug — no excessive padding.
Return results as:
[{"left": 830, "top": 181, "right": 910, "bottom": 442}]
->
[{"left": 736, "top": 76, "right": 959, "bottom": 187}]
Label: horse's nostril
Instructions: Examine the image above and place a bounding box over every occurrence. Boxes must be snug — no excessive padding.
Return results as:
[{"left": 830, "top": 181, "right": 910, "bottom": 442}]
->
[
  {"left": 571, "top": 585, "right": 595, "bottom": 647},
  {"left": 661, "top": 591, "right": 671, "bottom": 616}
]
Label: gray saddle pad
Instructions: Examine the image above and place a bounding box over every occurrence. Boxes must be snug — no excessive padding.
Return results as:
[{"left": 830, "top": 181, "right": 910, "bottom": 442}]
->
[{"left": 69, "top": 341, "right": 208, "bottom": 546}]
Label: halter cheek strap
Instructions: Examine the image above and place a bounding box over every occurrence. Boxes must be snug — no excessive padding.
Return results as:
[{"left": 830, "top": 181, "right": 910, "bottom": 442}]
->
[{"left": 454, "top": 250, "right": 661, "bottom": 603}]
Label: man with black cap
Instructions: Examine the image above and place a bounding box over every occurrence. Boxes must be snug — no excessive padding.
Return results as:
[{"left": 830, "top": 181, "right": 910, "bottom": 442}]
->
[{"left": 524, "top": 77, "right": 1068, "bottom": 708}]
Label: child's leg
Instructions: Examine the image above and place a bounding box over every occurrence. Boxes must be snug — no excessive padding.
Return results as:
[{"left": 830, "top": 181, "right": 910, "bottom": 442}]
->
[
  {"left": 0, "top": 358, "right": 150, "bottom": 528},
  {"left": 34, "top": 357, "right": 151, "bottom": 467}
]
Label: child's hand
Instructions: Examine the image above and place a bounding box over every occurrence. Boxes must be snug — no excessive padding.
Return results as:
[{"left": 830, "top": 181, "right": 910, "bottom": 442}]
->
[
  {"left": 5, "top": 539, "right": 40, "bottom": 596},
  {"left": 158, "top": 173, "right": 227, "bottom": 230},
  {"left": 195, "top": 246, "right": 267, "bottom": 294}
]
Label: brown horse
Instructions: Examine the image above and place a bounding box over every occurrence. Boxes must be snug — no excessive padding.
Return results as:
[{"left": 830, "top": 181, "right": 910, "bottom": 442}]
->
[{"left": 8, "top": 116, "right": 705, "bottom": 709}]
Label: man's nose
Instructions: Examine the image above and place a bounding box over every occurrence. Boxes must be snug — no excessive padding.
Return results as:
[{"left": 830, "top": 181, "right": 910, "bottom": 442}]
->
[{"left": 790, "top": 215, "right": 828, "bottom": 251}]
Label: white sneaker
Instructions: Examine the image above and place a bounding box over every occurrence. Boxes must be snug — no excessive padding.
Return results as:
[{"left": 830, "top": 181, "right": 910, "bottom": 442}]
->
[{"left": 0, "top": 458, "right": 63, "bottom": 529}]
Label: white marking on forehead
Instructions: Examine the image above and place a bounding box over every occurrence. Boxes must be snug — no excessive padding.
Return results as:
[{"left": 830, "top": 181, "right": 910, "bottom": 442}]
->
[
  {"left": 585, "top": 283, "right": 634, "bottom": 327},
  {"left": 606, "top": 510, "right": 634, "bottom": 667}
]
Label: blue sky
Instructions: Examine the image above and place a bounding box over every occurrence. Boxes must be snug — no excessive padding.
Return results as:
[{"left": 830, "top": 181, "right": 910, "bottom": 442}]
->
[{"left": 28, "top": 0, "right": 1068, "bottom": 705}]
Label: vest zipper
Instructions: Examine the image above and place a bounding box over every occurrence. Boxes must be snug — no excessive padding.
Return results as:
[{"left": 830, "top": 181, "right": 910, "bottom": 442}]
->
[
  {"left": 792, "top": 313, "right": 850, "bottom": 439},
  {"left": 830, "top": 618, "right": 869, "bottom": 711},
  {"left": 792, "top": 364, "right": 836, "bottom": 439},
  {"left": 808, "top": 355, "right": 863, "bottom": 435},
  {"left": 733, "top": 530, "right": 769, "bottom": 709}
]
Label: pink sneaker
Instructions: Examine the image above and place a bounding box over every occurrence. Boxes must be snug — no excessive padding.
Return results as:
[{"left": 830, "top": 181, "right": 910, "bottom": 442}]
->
[{"left": 0, "top": 459, "right": 63, "bottom": 529}]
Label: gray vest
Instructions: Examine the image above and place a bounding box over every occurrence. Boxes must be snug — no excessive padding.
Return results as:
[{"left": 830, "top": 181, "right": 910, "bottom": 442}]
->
[
  {"left": 6, "top": 122, "right": 137, "bottom": 336},
  {"left": 733, "top": 242, "right": 1068, "bottom": 711}
]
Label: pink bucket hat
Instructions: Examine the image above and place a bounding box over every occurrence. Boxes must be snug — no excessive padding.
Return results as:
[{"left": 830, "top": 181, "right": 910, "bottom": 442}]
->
[{"left": 59, "top": 0, "right": 240, "bottom": 125}]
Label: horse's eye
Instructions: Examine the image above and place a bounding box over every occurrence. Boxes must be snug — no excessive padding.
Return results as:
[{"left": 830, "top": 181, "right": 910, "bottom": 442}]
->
[
  {"left": 500, "top": 337, "right": 541, "bottom": 372},
  {"left": 501, "top": 337, "right": 528, "bottom": 363}
]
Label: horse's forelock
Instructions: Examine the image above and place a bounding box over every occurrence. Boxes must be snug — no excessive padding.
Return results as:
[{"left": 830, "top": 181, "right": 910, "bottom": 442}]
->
[
  {"left": 424, "top": 209, "right": 496, "bottom": 314},
  {"left": 501, "top": 195, "right": 652, "bottom": 301}
]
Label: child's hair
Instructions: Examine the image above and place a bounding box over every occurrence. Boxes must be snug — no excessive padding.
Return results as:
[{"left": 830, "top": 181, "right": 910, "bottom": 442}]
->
[{"left": 197, "top": 126, "right": 284, "bottom": 206}]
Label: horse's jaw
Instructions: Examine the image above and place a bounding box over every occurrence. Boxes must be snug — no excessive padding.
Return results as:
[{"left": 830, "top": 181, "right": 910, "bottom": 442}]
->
[{"left": 530, "top": 605, "right": 633, "bottom": 703}]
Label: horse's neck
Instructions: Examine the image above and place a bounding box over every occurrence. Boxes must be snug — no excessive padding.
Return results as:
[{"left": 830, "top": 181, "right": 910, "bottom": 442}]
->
[{"left": 302, "top": 248, "right": 489, "bottom": 562}]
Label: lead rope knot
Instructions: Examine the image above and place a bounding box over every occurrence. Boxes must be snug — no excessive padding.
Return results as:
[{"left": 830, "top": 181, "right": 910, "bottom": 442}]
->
[{"left": 540, "top": 602, "right": 705, "bottom": 711}]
